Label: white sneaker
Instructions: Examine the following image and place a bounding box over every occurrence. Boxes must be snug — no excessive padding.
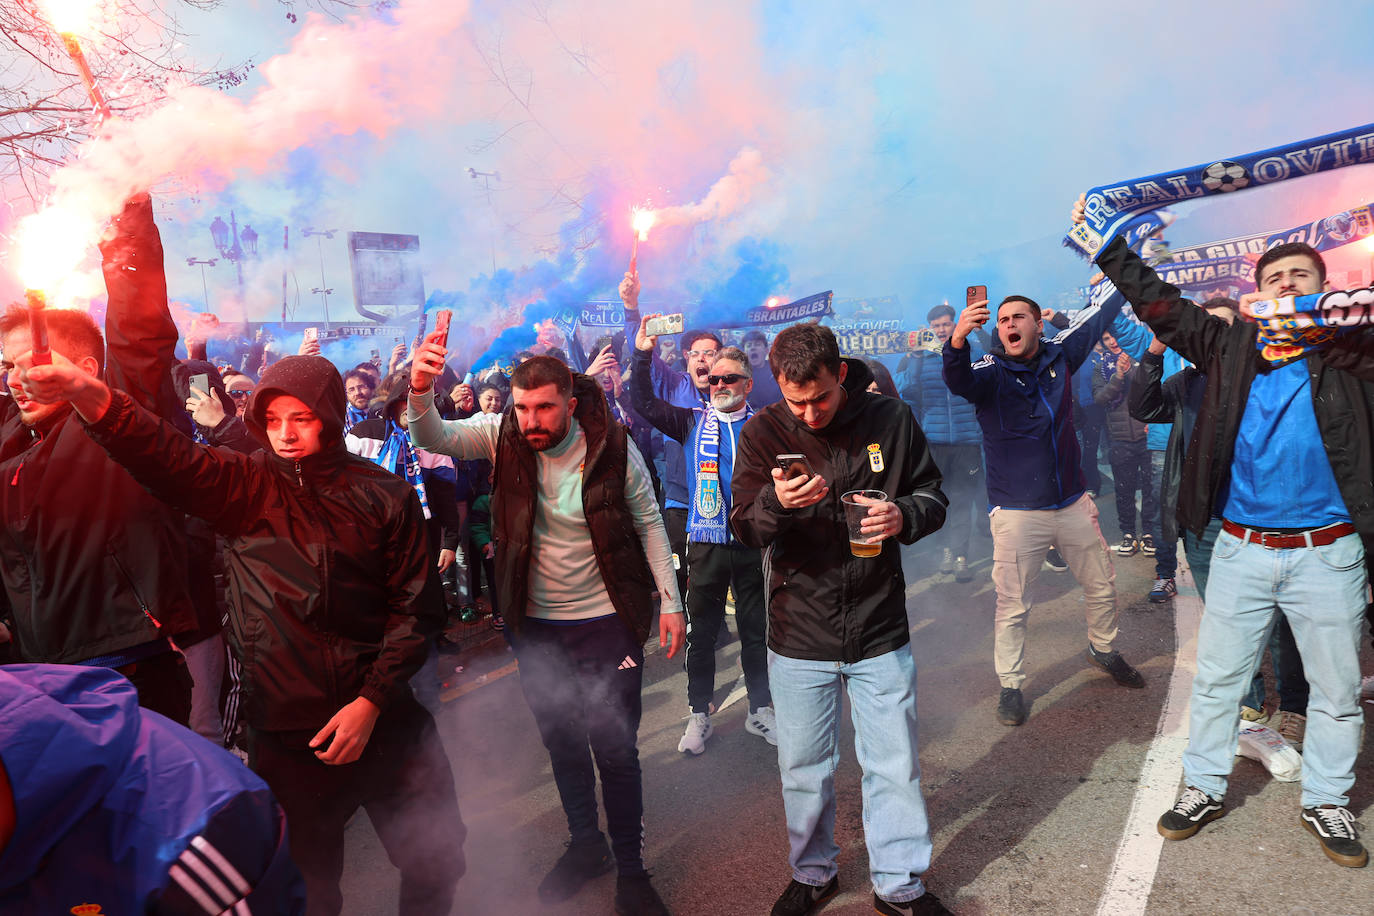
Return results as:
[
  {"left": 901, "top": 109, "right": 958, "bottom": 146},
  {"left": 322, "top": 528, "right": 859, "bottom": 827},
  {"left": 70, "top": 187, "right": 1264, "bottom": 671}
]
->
[
  {"left": 678, "top": 712, "right": 713, "bottom": 755},
  {"left": 745, "top": 706, "right": 779, "bottom": 746}
]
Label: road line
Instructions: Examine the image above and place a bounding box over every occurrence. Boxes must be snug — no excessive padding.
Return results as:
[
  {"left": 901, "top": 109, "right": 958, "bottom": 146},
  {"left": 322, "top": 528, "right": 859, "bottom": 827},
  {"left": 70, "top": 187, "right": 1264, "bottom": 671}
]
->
[
  {"left": 440, "top": 660, "right": 518, "bottom": 703},
  {"left": 1094, "top": 563, "right": 1203, "bottom": 916}
]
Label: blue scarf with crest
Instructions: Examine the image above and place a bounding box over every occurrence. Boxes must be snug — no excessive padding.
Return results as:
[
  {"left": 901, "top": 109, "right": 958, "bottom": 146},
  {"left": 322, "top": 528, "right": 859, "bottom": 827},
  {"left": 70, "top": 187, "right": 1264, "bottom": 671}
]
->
[
  {"left": 374, "top": 421, "right": 431, "bottom": 518},
  {"left": 687, "top": 404, "right": 752, "bottom": 544}
]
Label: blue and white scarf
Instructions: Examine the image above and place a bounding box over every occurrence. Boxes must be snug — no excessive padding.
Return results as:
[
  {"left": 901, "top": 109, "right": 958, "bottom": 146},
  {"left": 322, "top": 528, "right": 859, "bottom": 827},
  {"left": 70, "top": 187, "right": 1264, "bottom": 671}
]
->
[
  {"left": 345, "top": 403, "right": 370, "bottom": 433},
  {"left": 1247, "top": 289, "right": 1374, "bottom": 365},
  {"left": 374, "top": 421, "right": 431, "bottom": 518},
  {"left": 687, "top": 404, "right": 752, "bottom": 544},
  {"left": 1066, "top": 122, "right": 1374, "bottom": 257}
]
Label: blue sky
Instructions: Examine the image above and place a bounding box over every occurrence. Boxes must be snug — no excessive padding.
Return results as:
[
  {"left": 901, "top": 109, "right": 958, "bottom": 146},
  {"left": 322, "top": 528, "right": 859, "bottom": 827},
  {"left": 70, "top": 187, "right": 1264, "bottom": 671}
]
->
[{"left": 11, "top": 0, "right": 1374, "bottom": 348}]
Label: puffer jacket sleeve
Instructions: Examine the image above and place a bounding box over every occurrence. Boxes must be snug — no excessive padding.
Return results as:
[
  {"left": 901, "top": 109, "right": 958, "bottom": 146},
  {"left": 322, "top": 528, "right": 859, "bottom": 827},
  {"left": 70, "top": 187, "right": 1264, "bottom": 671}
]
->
[
  {"left": 82, "top": 389, "right": 268, "bottom": 536},
  {"left": 99, "top": 195, "right": 187, "bottom": 432},
  {"left": 361, "top": 486, "right": 445, "bottom": 711},
  {"left": 891, "top": 409, "right": 948, "bottom": 545}
]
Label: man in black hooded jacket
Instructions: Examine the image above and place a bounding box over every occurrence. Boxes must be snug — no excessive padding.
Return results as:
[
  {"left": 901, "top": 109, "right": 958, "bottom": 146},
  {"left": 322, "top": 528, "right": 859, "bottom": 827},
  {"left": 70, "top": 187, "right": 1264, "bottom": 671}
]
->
[{"left": 18, "top": 353, "right": 465, "bottom": 916}]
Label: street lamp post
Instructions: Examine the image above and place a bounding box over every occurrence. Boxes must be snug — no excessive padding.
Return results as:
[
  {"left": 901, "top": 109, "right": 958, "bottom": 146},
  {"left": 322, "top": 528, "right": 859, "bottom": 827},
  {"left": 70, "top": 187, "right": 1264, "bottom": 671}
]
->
[
  {"left": 185, "top": 257, "right": 217, "bottom": 309},
  {"left": 210, "top": 211, "right": 259, "bottom": 325},
  {"left": 301, "top": 227, "right": 337, "bottom": 329}
]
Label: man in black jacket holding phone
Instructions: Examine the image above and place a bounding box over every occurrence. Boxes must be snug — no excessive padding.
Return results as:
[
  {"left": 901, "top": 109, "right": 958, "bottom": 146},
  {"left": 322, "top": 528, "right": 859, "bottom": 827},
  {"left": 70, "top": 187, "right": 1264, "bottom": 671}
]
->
[{"left": 731, "top": 323, "right": 952, "bottom": 916}]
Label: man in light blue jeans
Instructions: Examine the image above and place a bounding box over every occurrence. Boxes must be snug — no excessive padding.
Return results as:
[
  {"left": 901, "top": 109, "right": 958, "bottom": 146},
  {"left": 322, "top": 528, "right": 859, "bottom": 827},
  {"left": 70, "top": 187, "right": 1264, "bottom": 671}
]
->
[
  {"left": 731, "top": 325, "right": 952, "bottom": 916},
  {"left": 768, "top": 649, "right": 930, "bottom": 902},
  {"left": 1088, "top": 207, "right": 1374, "bottom": 869},
  {"left": 1184, "top": 529, "right": 1366, "bottom": 813}
]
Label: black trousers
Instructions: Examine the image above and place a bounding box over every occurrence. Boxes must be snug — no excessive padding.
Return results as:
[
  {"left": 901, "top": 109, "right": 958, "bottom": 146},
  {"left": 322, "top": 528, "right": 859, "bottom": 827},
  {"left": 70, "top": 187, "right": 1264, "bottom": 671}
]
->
[
  {"left": 120, "top": 649, "right": 193, "bottom": 727},
  {"left": 514, "top": 615, "right": 647, "bottom": 875},
  {"left": 685, "top": 541, "right": 770, "bottom": 714},
  {"left": 249, "top": 696, "right": 465, "bottom": 916},
  {"left": 663, "top": 507, "right": 690, "bottom": 604},
  {"left": 928, "top": 443, "right": 984, "bottom": 560}
]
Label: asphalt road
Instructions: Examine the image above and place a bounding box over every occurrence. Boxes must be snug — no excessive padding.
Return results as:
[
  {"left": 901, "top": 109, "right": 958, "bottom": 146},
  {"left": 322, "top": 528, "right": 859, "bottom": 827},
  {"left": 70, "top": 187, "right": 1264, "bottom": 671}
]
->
[{"left": 339, "top": 494, "right": 1374, "bottom": 916}]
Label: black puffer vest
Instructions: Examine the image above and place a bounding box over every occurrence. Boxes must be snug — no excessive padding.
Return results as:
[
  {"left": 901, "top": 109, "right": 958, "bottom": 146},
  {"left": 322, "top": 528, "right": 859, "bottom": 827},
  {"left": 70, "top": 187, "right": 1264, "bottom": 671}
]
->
[{"left": 492, "top": 374, "right": 656, "bottom": 642}]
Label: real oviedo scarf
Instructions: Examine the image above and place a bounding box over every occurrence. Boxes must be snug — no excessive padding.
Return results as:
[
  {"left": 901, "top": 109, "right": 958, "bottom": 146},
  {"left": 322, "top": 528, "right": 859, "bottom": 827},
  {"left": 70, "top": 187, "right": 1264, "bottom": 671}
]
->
[{"left": 687, "top": 404, "right": 752, "bottom": 544}]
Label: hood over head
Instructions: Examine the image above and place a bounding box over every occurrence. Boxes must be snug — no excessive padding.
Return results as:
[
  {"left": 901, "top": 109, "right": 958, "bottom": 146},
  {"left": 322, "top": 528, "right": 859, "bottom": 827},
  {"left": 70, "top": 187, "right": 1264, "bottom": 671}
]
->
[
  {"left": 246, "top": 355, "right": 348, "bottom": 447},
  {"left": 171, "top": 359, "right": 235, "bottom": 421}
]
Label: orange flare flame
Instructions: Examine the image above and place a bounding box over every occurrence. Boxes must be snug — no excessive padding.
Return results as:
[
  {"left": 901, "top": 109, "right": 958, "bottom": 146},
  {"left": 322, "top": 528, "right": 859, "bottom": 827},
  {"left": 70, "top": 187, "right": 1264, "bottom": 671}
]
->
[
  {"left": 631, "top": 207, "right": 656, "bottom": 242},
  {"left": 40, "top": 0, "right": 100, "bottom": 34},
  {"left": 13, "top": 205, "right": 98, "bottom": 295}
]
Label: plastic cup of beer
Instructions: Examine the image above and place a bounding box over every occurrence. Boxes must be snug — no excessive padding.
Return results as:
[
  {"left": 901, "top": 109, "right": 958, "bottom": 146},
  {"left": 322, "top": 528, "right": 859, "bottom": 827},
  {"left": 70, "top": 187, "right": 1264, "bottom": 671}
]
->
[{"left": 841, "top": 490, "right": 887, "bottom": 558}]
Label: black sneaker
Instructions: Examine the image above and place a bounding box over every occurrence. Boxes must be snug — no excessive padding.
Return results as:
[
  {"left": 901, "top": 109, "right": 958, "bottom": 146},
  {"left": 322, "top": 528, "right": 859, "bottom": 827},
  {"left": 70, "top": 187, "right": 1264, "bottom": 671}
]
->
[
  {"left": 1043, "top": 547, "right": 1068, "bottom": 571},
  {"left": 996, "top": 687, "right": 1026, "bottom": 726},
  {"left": 874, "top": 891, "right": 954, "bottom": 915},
  {"left": 537, "top": 836, "right": 613, "bottom": 903},
  {"left": 614, "top": 871, "right": 671, "bottom": 915},
  {"left": 1087, "top": 646, "right": 1145, "bottom": 688},
  {"left": 1139, "top": 534, "right": 1156, "bottom": 556},
  {"left": 1115, "top": 534, "right": 1138, "bottom": 557},
  {"left": 1301, "top": 805, "right": 1369, "bottom": 868},
  {"left": 1157, "top": 786, "right": 1225, "bottom": 840},
  {"left": 771, "top": 876, "right": 838, "bottom": 916}
]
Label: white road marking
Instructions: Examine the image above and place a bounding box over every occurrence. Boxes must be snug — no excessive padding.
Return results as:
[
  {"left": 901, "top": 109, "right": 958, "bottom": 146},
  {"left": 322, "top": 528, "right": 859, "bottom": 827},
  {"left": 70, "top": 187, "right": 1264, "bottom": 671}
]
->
[{"left": 1095, "top": 562, "right": 1202, "bottom": 916}]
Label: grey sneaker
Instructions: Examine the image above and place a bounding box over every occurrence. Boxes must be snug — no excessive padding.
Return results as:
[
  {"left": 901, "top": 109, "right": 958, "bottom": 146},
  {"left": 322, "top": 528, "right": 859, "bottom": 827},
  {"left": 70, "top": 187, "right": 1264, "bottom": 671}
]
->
[
  {"left": 954, "top": 555, "right": 972, "bottom": 582},
  {"left": 938, "top": 548, "right": 954, "bottom": 574}
]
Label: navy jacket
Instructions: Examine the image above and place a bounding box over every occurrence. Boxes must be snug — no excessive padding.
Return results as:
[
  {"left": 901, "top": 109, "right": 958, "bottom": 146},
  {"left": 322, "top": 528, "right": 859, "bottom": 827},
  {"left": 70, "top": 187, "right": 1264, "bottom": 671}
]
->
[
  {"left": 943, "top": 305, "right": 1120, "bottom": 510},
  {"left": 900, "top": 349, "right": 981, "bottom": 446}
]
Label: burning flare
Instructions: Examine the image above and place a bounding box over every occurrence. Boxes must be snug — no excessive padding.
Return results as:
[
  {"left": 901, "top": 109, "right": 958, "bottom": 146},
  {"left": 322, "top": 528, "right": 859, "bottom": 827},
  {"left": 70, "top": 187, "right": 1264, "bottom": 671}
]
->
[
  {"left": 631, "top": 207, "right": 657, "bottom": 242},
  {"left": 12, "top": 204, "right": 99, "bottom": 295},
  {"left": 40, "top": 0, "right": 101, "bottom": 35}
]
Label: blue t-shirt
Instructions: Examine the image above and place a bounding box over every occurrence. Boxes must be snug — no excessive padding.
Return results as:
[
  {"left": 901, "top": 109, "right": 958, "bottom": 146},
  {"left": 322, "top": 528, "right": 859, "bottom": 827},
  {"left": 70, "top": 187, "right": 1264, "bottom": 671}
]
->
[{"left": 1223, "top": 359, "right": 1350, "bottom": 529}]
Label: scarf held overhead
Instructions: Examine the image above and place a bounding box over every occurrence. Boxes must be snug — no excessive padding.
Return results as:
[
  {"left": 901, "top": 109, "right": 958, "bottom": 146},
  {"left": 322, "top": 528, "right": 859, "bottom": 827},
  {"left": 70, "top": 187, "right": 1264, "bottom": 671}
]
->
[{"left": 1066, "top": 122, "right": 1374, "bottom": 257}]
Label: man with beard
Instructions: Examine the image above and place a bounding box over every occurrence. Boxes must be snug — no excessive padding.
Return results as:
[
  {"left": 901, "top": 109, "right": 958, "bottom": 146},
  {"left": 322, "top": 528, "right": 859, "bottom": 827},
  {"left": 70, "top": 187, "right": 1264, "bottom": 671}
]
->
[
  {"left": 343, "top": 368, "right": 376, "bottom": 432},
  {"left": 631, "top": 329, "right": 774, "bottom": 754},
  {"left": 944, "top": 294, "right": 1145, "bottom": 728},
  {"left": 408, "top": 342, "right": 685, "bottom": 916}
]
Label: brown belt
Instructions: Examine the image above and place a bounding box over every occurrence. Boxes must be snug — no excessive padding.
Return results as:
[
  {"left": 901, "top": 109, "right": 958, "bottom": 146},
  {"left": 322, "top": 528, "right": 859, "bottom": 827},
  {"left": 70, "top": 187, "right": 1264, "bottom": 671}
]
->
[{"left": 1221, "top": 519, "right": 1356, "bottom": 550}]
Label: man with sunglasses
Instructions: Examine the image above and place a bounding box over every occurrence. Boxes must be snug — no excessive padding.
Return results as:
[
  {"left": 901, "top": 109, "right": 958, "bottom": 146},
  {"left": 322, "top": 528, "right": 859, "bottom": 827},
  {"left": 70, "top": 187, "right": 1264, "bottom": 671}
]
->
[{"left": 632, "top": 324, "right": 775, "bottom": 754}]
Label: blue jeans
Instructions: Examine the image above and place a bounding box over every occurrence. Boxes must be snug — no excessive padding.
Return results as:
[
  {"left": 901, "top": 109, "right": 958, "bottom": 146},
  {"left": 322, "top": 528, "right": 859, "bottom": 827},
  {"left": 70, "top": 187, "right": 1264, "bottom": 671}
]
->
[
  {"left": 1183, "top": 529, "right": 1367, "bottom": 807},
  {"left": 1149, "top": 450, "right": 1177, "bottom": 579},
  {"left": 768, "top": 647, "right": 931, "bottom": 903}
]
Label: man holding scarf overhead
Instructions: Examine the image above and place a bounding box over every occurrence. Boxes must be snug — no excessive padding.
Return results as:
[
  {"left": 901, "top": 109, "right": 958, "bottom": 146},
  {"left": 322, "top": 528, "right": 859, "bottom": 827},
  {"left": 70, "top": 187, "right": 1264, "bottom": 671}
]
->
[
  {"left": 631, "top": 322, "right": 775, "bottom": 755},
  {"left": 1078, "top": 195, "right": 1374, "bottom": 869}
]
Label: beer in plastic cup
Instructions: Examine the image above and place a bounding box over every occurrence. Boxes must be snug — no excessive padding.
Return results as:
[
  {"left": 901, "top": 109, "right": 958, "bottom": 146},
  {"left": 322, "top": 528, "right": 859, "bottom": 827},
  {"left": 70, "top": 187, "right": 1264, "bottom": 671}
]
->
[{"left": 842, "top": 490, "right": 887, "bottom": 558}]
